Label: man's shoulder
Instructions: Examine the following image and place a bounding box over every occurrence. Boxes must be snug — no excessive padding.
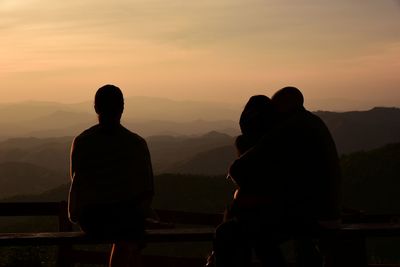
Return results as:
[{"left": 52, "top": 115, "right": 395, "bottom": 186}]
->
[
  {"left": 73, "top": 124, "right": 147, "bottom": 147},
  {"left": 293, "top": 109, "right": 328, "bottom": 130},
  {"left": 305, "top": 110, "right": 331, "bottom": 132},
  {"left": 305, "top": 110, "right": 325, "bottom": 123},
  {"left": 73, "top": 125, "right": 100, "bottom": 143},
  {"left": 119, "top": 125, "right": 146, "bottom": 143}
]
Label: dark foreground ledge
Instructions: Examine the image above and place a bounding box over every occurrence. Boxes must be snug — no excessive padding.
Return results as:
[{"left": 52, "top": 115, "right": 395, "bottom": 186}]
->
[
  {"left": 1, "top": 222, "right": 400, "bottom": 247},
  {"left": 0, "top": 227, "right": 216, "bottom": 246}
]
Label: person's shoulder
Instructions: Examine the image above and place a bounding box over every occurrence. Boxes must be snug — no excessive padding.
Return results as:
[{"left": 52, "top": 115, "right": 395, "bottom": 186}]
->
[
  {"left": 305, "top": 109, "right": 323, "bottom": 121},
  {"left": 73, "top": 125, "right": 100, "bottom": 144},
  {"left": 305, "top": 110, "right": 329, "bottom": 128},
  {"left": 302, "top": 110, "right": 335, "bottom": 141},
  {"left": 119, "top": 125, "right": 147, "bottom": 145},
  {"left": 293, "top": 109, "right": 326, "bottom": 128},
  {"left": 119, "top": 125, "right": 143, "bottom": 139}
]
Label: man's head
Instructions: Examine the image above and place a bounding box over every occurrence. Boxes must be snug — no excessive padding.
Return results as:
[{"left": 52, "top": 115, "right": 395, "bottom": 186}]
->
[
  {"left": 94, "top": 84, "right": 124, "bottom": 123},
  {"left": 272, "top": 86, "right": 304, "bottom": 114}
]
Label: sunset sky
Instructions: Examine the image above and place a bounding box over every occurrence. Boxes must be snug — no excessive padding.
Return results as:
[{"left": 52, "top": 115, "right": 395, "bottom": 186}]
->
[{"left": 1, "top": 0, "right": 399, "bottom": 109}]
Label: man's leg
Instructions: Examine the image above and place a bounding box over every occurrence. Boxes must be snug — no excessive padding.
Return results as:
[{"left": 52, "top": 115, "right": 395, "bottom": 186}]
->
[{"left": 109, "top": 241, "right": 142, "bottom": 267}]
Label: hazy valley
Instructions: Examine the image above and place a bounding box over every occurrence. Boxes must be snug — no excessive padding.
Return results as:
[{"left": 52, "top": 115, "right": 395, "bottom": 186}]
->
[
  {"left": 0, "top": 99, "right": 399, "bottom": 215},
  {"left": 0, "top": 97, "right": 241, "bottom": 139}
]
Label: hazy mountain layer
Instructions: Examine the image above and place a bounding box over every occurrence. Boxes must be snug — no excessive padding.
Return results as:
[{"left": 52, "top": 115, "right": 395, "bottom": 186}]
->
[
  {"left": 167, "top": 107, "right": 400, "bottom": 175},
  {"left": 316, "top": 107, "right": 400, "bottom": 154},
  {"left": 341, "top": 142, "right": 400, "bottom": 214},
  {"left": 148, "top": 131, "right": 234, "bottom": 173},
  {"left": 0, "top": 137, "right": 72, "bottom": 173},
  {"left": 167, "top": 145, "right": 236, "bottom": 176},
  {"left": 1, "top": 99, "right": 399, "bottom": 154},
  {"left": 0, "top": 132, "right": 234, "bottom": 176},
  {"left": 0, "top": 107, "right": 399, "bottom": 177},
  {"left": 4, "top": 142, "right": 400, "bottom": 214},
  {"left": 0, "top": 97, "right": 240, "bottom": 139},
  {"left": 0, "top": 162, "right": 67, "bottom": 199}
]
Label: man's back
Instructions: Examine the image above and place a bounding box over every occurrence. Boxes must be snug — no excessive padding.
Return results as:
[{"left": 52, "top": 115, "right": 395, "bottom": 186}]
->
[
  {"left": 67, "top": 85, "right": 154, "bottom": 226},
  {"left": 68, "top": 123, "right": 154, "bottom": 223},
  {"left": 271, "top": 109, "right": 341, "bottom": 221}
]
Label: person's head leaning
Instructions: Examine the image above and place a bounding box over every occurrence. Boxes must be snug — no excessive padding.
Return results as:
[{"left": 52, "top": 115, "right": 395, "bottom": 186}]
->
[
  {"left": 272, "top": 86, "right": 304, "bottom": 114},
  {"left": 94, "top": 84, "right": 124, "bottom": 124}
]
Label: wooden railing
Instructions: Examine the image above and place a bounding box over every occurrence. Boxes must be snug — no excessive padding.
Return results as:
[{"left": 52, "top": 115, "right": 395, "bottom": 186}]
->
[
  {"left": 0, "top": 202, "right": 400, "bottom": 267},
  {"left": 0, "top": 201, "right": 218, "bottom": 266}
]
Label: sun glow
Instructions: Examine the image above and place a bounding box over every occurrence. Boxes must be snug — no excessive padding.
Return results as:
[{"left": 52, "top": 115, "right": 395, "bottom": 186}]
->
[{"left": 1, "top": 0, "right": 399, "bottom": 108}]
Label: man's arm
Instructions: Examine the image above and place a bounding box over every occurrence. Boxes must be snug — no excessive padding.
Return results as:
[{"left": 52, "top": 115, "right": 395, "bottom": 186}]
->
[
  {"left": 229, "top": 130, "right": 275, "bottom": 187},
  {"left": 143, "top": 140, "right": 155, "bottom": 199},
  {"left": 70, "top": 138, "right": 77, "bottom": 182},
  {"left": 314, "top": 117, "right": 342, "bottom": 221},
  {"left": 136, "top": 139, "right": 155, "bottom": 218},
  {"left": 68, "top": 137, "right": 80, "bottom": 223}
]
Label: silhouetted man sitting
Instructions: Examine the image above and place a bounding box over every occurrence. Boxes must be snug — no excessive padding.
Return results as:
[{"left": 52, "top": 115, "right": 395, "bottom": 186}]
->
[
  {"left": 216, "top": 87, "right": 341, "bottom": 267},
  {"left": 68, "top": 85, "right": 154, "bottom": 267}
]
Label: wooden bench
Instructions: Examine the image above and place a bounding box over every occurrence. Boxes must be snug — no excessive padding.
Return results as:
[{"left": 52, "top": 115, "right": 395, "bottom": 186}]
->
[
  {"left": 0, "top": 201, "right": 218, "bottom": 266},
  {"left": 1, "top": 202, "right": 400, "bottom": 267},
  {"left": 0, "top": 228, "right": 215, "bottom": 246}
]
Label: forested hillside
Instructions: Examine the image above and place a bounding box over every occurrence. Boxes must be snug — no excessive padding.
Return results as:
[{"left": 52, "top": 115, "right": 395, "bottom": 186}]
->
[
  {"left": 341, "top": 142, "right": 400, "bottom": 213},
  {"left": 4, "top": 142, "right": 400, "bottom": 215}
]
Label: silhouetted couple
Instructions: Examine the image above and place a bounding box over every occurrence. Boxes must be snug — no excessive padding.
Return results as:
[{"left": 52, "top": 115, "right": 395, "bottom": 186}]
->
[{"left": 213, "top": 87, "right": 341, "bottom": 267}]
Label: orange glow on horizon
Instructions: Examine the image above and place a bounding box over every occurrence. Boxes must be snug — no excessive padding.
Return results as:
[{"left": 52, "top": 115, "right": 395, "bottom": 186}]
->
[{"left": 1, "top": 0, "right": 399, "bottom": 109}]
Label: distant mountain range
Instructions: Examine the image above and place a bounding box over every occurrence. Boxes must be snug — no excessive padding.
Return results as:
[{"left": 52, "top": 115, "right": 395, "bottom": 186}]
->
[
  {"left": 0, "top": 162, "right": 66, "bottom": 199},
  {"left": 167, "top": 107, "right": 400, "bottom": 175},
  {"left": 4, "top": 141, "right": 400, "bottom": 215},
  {"left": 0, "top": 131, "right": 234, "bottom": 176},
  {"left": 0, "top": 137, "right": 72, "bottom": 173},
  {"left": 341, "top": 142, "right": 400, "bottom": 214},
  {"left": 167, "top": 145, "right": 236, "bottom": 176},
  {"left": 0, "top": 106, "right": 399, "bottom": 178},
  {"left": 147, "top": 131, "right": 234, "bottom": 173},
  {"left": 0, "top": 97, "right": 239, "bottom": 122},
  {"left": 0, "top": 97, "right": 240, "bottom": 139},
  {"left": 316, "top": 107, "right": 400, "bottom": 154},
  {"left": 2, "top": 98, "right": 399, "bottom": 141},
  {"left": 0, "top": 106, "right": 399, "bottom": 200}
]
